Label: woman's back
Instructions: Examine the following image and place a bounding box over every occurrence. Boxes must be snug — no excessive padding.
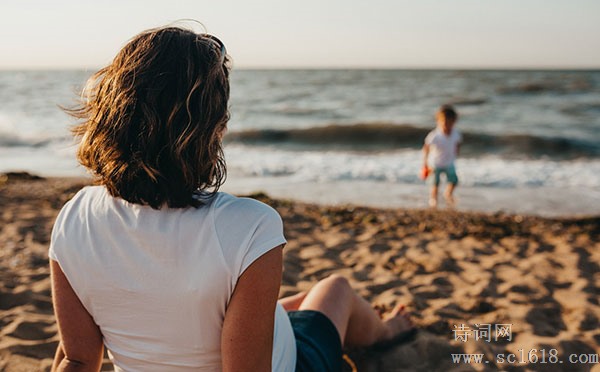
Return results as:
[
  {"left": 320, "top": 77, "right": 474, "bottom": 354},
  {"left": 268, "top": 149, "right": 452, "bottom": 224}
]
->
[{"left": 50, "top": 186, "right": 295, "bottom": 371}]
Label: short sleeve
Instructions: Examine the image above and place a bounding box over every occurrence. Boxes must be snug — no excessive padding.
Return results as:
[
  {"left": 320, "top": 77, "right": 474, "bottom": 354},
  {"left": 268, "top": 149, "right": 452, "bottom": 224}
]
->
[
  {"left": 455, "top": 129, "right": 462, "bottom": 143},
  {"left": 48, "top": 209, "right": 64, "bottom": 261},
  {"left": 213, "top": 195, "right": 287, "bottom": 287},
  {"left": 424, "top": 130, "right": 436, "bottom": 145},
  {"left": 48, "top": 222, "right": 59, "bottom": 261},
  {"left": 48, "top": 190, "right": 81, "bottom": 262}
]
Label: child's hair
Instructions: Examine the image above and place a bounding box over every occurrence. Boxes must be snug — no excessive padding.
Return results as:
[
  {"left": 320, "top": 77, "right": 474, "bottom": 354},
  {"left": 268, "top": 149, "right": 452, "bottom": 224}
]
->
[
  {"left": 68, "top": 25, "right": 231, "bottom": 209},
  {"left": 436, "top": 104, "right": 458, "bottom": 122}
]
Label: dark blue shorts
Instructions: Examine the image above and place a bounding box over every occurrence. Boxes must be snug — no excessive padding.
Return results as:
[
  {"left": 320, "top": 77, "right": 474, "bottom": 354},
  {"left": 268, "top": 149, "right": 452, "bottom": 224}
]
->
[{"left": 288, "top": 310, "right": 343, "bottom": 372}]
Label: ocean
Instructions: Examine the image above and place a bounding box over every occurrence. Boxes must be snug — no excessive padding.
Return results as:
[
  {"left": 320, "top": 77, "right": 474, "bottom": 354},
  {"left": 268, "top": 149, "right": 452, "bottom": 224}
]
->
[{"left": 1, "top": 69, "right": 599, "bottom": 216}]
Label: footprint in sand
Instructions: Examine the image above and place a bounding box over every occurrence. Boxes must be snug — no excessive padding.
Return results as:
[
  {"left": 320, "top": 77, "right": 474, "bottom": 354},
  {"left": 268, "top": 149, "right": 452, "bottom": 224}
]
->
[
  {"left": 0, "top": 290, "right": 30, "bottom": 310},
  {"left": 8, "top": 320, "right": 55, "bottom": 341},
  {"left": 525, "top": 303, "right": 567, "bottom": 337},
  {"left": 0, "top": 289, "right": 53, "bottom": 314},
  {"left": 8, "top": 340, "right": 59, "bottom": 360}
]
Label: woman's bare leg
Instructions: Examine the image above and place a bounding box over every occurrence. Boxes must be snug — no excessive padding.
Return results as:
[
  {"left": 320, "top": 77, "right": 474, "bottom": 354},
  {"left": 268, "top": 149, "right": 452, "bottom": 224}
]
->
[
  {"left": 279, "top": 291, "right": 308, "bottom": 311},
  {"left": 297, "top": 274, "right": 414, "bottom": 347}
]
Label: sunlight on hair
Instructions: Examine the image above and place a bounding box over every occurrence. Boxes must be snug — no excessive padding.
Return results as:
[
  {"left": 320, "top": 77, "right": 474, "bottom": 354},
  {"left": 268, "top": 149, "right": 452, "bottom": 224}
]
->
[{"left": 165, "top": 18, "right": 208, "bottom": 34}]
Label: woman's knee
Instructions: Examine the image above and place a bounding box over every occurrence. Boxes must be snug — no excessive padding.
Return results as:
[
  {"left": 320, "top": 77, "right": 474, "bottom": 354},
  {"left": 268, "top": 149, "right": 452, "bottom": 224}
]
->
[
  {"left": 322, "top": 273, "right": 348, "bottom": 284},
  {"left": 300, "top": 274, "right": 355, "bottom": 340},
  {"left": 318, "top": 274, "right": 352, "bottom": 298},
  {"left": 300, "top": 274, "right": 353, "bottom": 310}
]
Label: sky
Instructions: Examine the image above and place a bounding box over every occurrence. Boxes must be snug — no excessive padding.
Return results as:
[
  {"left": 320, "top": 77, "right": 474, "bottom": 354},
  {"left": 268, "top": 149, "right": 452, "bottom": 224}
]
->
[{"left": 1, "top": 0, "right": 600, "bottom": 69}]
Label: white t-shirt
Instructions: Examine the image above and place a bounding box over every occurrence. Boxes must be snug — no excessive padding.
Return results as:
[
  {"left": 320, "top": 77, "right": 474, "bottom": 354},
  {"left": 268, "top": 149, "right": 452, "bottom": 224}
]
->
[
  {"left": 424, "top": 128, "right": 462, "bottom": 168},
  {"left": 49, "top": 186, "right": 296, "bottom": 372}
]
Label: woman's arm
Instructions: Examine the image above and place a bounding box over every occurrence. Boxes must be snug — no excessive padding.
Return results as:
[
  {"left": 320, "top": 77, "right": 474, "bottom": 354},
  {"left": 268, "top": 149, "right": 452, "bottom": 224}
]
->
[
  {"left": 50, "top": 260, "right": 104, "bottom": 372},
  {"left": 221, "top": 245, "right": 283, "bottom": 372}
]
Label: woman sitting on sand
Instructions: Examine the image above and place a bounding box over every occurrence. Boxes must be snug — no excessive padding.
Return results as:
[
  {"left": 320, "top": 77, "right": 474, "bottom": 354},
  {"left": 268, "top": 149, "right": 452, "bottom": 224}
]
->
[{"left": 49, "top": 25, "right": 414, "bottom": 372}]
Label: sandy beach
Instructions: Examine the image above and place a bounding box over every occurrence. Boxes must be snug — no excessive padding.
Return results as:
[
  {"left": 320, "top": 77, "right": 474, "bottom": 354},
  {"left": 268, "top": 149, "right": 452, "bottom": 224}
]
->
[{"left": 0, "top": 173, "right": 598, "bottom": 371}]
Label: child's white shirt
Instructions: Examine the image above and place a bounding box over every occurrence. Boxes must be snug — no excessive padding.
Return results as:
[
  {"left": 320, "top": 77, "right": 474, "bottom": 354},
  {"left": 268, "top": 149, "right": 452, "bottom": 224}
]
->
[{"left": 425, "top": 127, "right": 462, "bottom": 168}]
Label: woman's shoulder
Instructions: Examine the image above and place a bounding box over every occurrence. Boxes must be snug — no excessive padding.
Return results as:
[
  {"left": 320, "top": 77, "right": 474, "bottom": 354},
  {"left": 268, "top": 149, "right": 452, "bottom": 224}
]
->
[
  {"left": 51, "top": 186, "right": 106, "bottom": 243},
  {"left": 213, "top": 192, "right": 279, "bottom": 216},
  {"left": 56, "top": 185, "right": 103, "bottom": 214},
  {"left": 211, "top": 192, "right": 283, "bottom": 233}
]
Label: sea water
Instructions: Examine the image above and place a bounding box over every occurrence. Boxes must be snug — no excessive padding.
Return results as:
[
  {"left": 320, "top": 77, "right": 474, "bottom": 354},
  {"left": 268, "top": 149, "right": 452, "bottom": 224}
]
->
[{"left": 1, "top": 69, "right": 599, "bottom": 216}]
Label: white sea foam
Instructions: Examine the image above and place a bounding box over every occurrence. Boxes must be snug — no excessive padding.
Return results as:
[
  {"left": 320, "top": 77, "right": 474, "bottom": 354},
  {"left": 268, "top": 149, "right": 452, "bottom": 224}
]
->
[{"left": 225, "top": 145, "right": 600, "bottom": 189}]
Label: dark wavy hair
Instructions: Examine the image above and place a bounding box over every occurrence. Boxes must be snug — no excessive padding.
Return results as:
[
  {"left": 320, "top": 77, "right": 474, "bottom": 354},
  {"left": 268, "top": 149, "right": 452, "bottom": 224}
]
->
[{"left": 68, "top": 25, "right": 231, "bottom": 209}]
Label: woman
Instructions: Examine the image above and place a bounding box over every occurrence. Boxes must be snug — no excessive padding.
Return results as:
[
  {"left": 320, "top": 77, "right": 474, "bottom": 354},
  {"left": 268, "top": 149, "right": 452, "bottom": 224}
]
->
[{"left": 50, "top": 25, "right": 414, "bottom": 372}]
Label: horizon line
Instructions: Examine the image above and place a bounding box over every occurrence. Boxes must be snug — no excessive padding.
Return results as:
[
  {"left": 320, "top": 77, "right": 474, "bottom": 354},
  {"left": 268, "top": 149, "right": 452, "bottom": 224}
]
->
[{"left": 1, "top": 65, "right": 600, "bottom": 72}]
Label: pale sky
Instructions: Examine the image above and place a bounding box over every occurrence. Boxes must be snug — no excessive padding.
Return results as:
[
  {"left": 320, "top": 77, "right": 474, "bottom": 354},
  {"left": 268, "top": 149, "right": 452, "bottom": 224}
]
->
[{"left": 2, "top": 0, "right": 599, "bottom": 69}]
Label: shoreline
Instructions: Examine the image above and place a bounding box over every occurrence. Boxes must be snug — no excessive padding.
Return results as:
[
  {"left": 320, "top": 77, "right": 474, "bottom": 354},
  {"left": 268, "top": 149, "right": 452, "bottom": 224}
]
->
[
  {"left": 0, "top": 174, "right": 599, "bottom": 371},
  {"left": 222, "top": 175, "right": 600, "bottom": 219},
  {"left": 3, "top": 171, "right": 600, "bottom": 219},
  {"left": 1, "top": 163, "right": 599, "bottom": 219}
]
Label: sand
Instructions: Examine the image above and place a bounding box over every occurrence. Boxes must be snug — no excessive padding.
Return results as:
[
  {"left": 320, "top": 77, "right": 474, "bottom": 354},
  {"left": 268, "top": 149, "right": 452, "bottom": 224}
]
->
[{"left": 0, "top": 173, "right": 598, "bottom": 372}]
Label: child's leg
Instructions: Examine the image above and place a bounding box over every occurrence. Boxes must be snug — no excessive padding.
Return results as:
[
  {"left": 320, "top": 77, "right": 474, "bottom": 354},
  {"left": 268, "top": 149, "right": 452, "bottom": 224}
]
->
[
  {"left": 444, "top": 183, "right": 456, "bottom": 206},
  {"left": 430, "top": 169, "right": 441, "bottom": 207},
  {"left": 297, "top": 274, "right": 414, "bottom": 347},
  {"left": 430, "top": 186, "right": 438, "bottom": 207},
  {"left": 444, "top": 166, "right": 458, "bottom": 205}
]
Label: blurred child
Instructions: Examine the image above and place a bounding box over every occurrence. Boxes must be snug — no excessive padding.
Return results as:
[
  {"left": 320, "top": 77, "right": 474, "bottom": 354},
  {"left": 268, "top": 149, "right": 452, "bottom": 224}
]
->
[{"left": 422, "top": 105, "right": 462, "bottom": 207}]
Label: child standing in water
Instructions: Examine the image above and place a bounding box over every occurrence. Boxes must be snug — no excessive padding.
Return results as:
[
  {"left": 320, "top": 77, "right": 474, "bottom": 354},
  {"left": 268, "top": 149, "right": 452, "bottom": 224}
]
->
[{"left": 422, "top": 105, "right": 462, "bottom": 208}]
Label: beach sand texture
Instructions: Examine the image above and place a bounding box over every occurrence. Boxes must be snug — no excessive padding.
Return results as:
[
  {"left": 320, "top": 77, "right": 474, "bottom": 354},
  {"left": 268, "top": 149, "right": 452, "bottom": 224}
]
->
[{"left": 0, "top": 174, "right": 598, "bottom": 372}]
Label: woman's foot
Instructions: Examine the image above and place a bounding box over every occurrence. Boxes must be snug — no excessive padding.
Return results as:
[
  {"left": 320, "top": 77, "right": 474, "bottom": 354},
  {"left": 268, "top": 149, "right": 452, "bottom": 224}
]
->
[
  {"left": 381, "top": 305, "right": 416, "bottom": 342},
  {"left": 371, "top": 305, "right": 417, "bottom": 350}
]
